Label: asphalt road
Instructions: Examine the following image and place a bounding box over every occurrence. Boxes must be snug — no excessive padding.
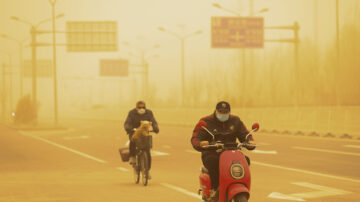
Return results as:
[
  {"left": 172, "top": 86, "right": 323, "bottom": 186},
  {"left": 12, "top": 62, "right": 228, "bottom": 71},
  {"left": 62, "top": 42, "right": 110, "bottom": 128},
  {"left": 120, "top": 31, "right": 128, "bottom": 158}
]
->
[{"left": 1, "top": 119, "right": 359, "bottom": 202}]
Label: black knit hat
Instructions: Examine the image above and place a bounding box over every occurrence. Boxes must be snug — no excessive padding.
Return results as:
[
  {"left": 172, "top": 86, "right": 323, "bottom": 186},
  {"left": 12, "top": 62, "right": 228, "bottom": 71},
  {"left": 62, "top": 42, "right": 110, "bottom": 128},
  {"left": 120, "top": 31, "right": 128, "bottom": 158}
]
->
[{"left": 216, "top": 101, "right": 230, "bottom": 112}]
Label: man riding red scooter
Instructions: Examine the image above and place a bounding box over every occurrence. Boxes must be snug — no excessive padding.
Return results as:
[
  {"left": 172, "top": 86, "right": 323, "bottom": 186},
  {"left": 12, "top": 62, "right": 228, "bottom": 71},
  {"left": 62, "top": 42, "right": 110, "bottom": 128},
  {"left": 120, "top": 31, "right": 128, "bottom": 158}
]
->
[{"left": 190, "top": 101, "right": 258, "bottom": 202}]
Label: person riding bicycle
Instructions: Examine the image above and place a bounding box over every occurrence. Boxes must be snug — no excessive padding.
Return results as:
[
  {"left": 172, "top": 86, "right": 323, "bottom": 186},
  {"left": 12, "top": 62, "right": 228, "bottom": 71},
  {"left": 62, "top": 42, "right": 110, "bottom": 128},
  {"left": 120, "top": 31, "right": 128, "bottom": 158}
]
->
[
  {"left": 190, "top": 101, "right": 256, "bottom": 197},
  {"left": 124, "top": 101, "right": 159, "bottom": 173}
]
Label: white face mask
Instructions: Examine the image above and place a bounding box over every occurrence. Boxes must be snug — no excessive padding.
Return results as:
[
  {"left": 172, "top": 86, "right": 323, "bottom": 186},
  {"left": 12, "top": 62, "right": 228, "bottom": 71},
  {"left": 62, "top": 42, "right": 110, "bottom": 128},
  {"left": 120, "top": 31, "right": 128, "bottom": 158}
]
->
[
  {"left": 216, "top": 113, "right": 229, "bottom": 122},
  {"left": 137, "top": 108, "right": 145, "bottom": 114}
]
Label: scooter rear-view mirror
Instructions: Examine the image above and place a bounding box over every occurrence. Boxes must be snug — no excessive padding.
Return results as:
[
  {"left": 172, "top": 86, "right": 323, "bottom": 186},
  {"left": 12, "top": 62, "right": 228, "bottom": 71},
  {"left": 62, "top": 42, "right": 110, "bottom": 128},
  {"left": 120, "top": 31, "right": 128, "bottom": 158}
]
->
[{"left": 252, "top": 123, "right": 260, "bottom": 132}]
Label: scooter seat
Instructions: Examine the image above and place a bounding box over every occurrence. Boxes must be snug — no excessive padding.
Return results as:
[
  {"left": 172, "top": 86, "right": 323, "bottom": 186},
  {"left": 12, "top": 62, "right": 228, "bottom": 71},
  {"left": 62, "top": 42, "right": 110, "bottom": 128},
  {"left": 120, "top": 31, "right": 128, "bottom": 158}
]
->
[{"left": 201, "top": 167, "right": 209, "bottom": 174}]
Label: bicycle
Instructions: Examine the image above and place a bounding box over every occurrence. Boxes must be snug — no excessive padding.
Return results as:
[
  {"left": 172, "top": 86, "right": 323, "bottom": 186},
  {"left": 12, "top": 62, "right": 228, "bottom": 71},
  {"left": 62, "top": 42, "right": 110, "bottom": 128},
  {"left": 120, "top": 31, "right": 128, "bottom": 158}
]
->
[{"left": 132, "top": 132, "right": 153, "bottom": 186}]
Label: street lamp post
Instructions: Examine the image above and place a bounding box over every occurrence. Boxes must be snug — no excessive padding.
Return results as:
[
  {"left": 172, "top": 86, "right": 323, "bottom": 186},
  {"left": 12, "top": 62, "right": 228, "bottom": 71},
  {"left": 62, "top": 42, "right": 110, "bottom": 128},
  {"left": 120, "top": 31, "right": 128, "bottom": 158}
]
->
[
  {"left": 335, "top": 0, "right": 340, "bottom": 105},
  {"left": 157, "top": 27, "right": 202, "bottom": 106},
  {"left": 10, "top": 14, "right": 64, "bottom": 124},
  {"left": 1, "top": 63, "right": 5, "bottom": 121},
  {"left": 49, "top": 0, "right": 59, "bottom": 125}
]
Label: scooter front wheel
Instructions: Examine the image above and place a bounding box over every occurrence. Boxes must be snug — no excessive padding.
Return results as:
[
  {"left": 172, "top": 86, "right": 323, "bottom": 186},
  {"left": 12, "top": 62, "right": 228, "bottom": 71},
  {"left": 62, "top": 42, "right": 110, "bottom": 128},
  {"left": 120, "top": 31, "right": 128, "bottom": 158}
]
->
[{"left": 231, "top": 193, "right": 248, "bottom": 202}]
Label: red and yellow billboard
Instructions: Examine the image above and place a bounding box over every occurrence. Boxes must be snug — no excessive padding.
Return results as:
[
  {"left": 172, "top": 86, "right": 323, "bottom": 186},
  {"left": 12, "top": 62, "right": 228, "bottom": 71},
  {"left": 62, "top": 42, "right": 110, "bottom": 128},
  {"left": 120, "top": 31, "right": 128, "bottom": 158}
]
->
[{"left": 211, "top": 17, "right": 264, "bottom": 48}]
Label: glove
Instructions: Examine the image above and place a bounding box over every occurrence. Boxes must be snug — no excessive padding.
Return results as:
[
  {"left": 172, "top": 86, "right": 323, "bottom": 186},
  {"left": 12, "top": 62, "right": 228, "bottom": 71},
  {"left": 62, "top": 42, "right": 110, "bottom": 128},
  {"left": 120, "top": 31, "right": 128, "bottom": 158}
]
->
[{"left": 245, "top": 140, "right": 256, "bottom": 150}]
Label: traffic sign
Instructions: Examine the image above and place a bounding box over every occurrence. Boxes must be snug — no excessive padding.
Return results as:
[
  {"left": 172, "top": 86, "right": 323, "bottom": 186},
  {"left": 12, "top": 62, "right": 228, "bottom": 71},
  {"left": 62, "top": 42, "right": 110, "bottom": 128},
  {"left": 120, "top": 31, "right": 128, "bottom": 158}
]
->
[
  {"left": 100, "top": 59, "right": 129, "bottom": 77},
  {"left": 24, "top": 60, "right": 52, "bottom": 77},
  {"left": 66, "top": 21, "right": 117, "bottom": 52},
  {"left": 211, "top": 17, "right": 264, "bottom": 48}
]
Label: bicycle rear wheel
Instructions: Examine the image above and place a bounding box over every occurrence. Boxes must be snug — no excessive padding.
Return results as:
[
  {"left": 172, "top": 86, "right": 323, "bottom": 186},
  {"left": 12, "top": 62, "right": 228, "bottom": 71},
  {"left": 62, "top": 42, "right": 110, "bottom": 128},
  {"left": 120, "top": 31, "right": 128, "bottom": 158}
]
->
[{"left": 140, "top": 151, "right": 149, "bottom": 186}]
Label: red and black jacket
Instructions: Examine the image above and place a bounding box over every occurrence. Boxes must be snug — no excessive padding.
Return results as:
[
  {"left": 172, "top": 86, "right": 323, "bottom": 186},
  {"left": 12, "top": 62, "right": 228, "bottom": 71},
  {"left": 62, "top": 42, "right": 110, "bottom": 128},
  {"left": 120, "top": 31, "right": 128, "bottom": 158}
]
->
[{"left": 191, "top": 112, "right": 254, "bottom": 152}]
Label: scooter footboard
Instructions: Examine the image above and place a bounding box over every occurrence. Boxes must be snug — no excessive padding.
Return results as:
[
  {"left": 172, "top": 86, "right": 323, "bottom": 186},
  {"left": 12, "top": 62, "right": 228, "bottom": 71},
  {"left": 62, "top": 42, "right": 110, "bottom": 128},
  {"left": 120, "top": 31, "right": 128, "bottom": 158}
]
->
[{"left": 227, "top": 183, "right": 249, "bottom": 201}]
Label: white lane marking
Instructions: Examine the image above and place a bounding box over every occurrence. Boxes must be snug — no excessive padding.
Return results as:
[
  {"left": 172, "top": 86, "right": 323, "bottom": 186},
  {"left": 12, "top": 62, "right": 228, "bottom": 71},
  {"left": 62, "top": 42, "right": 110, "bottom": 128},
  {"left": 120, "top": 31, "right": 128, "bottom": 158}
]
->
[
  {"left": 185, "top": 149, "right": 200, "bottom": 154},
  {"left": 257, "top": 142, "right": 271, "bottom": 146},
  {"left": 293, "top": 146, "right": 360, "bottom": 157},
  {"left": 63, "top": 135, "right": 89, "bottom": 140},
  {"left": 252, "top": 161, "right": 360, "bottom": 184},
  {"left": 344, "top": 145, "right": 360, "bottom": 149},
  {"left": 268, "top": 182, "right": 351, "bottom": 201},
  {"left": 116, "top": 167, "right": 129, "bottom": 172},
  {"left": 162, "top": 145, "right": 172, "bottom": 149},
  {"left": 151, "top": 151, "right": 170, "bottom": 156},
  {"left": 268, "top": 192, "right": 304, "bottom": 201},
  {"left": 250, "top": 150, "right": 277, "bottom": 154},
  {"left": 19, "top": 128, "right": 75, "bottom": 134},
  {"left": 161, "top": 183, "right": 201, "bottom": 199},
  {"left": 20, "top": 132, "right": 107, "bottom": 164}
]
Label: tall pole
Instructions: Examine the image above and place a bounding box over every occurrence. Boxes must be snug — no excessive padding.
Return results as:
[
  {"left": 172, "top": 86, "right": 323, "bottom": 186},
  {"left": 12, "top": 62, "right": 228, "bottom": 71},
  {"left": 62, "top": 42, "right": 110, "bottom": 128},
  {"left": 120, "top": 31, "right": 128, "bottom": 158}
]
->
[
  {"left": 294, "top": 22, "right": 300, "bottom": 107},
  {"left": 9, "top": 54, "right": 13, "bottom": 112},
  {"left": 144, "top": 61, "right": 149, "bottom": 102},
  {"left": 141, "top": 51, "right": 146, "bottom": 100},
  {"left": 158, "top": 27, "right": 201, "bottom": 107},
  {"left": 19, "top": 43, "right": 23, "bottom": 98},
  {"left": 335, "top": 0, "right": 340, "bottom": 106},
  {"left": 1, "top": 63, "right": 5, "bottom": 121},
  {"left": 50, "top": 0, "right": 58, "bottom": 124},
  {"left": 180, "top": 38, "right": 185, "bottom": 106},
  {"left": 241, "top": 50, "right": 246, "bottom": 107},
  {"left": 31, "top": 26, "right": 38, "bottom": 122}
]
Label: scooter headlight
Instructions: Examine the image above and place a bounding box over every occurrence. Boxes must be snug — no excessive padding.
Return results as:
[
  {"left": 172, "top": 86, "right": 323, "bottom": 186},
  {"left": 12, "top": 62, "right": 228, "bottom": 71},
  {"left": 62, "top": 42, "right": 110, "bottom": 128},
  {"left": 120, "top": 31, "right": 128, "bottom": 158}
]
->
[{"left": 230, "top": 162, "right": 245, "bottom": 180}]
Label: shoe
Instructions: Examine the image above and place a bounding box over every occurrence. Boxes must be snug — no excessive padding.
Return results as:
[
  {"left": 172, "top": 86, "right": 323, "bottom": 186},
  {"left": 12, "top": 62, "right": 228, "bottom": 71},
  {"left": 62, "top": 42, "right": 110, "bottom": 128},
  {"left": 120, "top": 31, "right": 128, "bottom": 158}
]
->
[
  {"left": 210, "top": 189, "right": 217, "bottom": 198},
  {"left": 208, "top": 189, "right": 217, "bottom": 202},
  {"left": 129, "top": 156, "right": 136, "bottom": 165}
]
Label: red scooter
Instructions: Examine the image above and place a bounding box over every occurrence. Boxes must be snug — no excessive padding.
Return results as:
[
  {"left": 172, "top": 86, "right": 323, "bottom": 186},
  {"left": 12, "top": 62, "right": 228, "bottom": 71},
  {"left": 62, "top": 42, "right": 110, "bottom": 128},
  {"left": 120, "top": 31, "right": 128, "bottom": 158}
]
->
[{"left": 198, "top": 122, "right": 259, "bottom": 202}]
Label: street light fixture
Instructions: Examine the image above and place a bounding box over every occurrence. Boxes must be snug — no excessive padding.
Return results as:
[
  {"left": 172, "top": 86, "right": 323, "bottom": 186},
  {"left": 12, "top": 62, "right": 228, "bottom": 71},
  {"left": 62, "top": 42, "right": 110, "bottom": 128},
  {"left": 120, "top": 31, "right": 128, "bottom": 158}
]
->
[
  {"left": 157, "top": 26, "right": 202, "bottom": 107},
  {"left": 10, "top": 14, "right": 64, "bottom": 28},
  {"left": 212, "top": 3, "right": 269, "bottom": 16}
]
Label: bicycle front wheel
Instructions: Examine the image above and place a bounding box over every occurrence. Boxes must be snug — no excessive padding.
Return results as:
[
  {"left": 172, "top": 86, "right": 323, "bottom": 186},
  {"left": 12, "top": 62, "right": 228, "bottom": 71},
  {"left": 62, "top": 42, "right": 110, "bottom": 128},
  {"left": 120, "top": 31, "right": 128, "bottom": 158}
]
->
[
  {"left": 140, "top": 151, "right": 149, "bottom": 186},
  {"left": 133, "top": 156, "right": 140, "bottom": 184}
]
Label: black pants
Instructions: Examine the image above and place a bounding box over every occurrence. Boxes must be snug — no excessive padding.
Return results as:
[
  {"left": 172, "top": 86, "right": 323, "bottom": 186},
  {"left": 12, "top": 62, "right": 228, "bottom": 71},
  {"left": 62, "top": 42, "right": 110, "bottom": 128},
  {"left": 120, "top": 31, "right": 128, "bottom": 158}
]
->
[
  {"left": 129, "top": 134, "right": 152, "bottom": 170},
  {"left": 202, "top": 152, "right": 251, "bottom": 190},
  {"left": 202, "top": 152, "right": 220, "bottom": 190}
]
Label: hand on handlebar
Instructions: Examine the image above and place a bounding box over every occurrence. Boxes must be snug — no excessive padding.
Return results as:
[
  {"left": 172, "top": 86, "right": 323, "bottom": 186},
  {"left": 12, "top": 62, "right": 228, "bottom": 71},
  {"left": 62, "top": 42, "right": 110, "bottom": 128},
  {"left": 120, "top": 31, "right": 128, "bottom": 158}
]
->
[
  {"left": 244, "top": 140, "right": 256, "bottom": 150},
  {"left": 200, "top": 141, "right": 209, "bottom": 147}
]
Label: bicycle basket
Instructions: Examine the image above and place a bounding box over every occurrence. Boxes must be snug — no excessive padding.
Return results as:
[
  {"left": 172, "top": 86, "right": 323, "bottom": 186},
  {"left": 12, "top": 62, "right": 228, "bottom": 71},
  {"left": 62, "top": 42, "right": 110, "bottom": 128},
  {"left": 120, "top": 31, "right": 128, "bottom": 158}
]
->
[{"left": 119, "top": 147, "right": 130, "bottom": 162}]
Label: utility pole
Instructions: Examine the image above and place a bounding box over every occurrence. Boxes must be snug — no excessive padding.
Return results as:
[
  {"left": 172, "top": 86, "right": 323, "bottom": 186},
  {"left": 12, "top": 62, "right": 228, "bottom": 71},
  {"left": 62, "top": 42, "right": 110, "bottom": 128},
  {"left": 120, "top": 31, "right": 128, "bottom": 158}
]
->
[
  {"left": 1, "top": 63, "right": 5, "bottom": 121},
  {"left": 19, "top": 42, "right": 23, "bottom": 97},
  {"left": 180, "top": 38, "right": 185, "bottom": 106},
  {"left": 7, "top": 55, "right": 13, "bottom": 112},
  {"left": 335, "top": 0, "right": 340, "bottom": 106},
  {"left": 294, "top": 22, "right": 300, "bottom": 106},
  {"left": 141, "top": 51, "right": 147, "bottom": 100},
  {"left": 158, "top": 27, "right": 202, "bottom": 107},
  {"left": 30, "top": 25, "right": 38, "bottom": 122},
  {"left": 50, "top": 0, "right": 59, "bottom": 125}
]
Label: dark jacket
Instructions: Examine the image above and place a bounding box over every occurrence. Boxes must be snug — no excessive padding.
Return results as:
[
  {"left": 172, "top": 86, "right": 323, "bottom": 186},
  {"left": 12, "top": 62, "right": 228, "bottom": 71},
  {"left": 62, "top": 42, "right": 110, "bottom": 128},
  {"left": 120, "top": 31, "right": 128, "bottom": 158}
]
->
[
  {"left": 191, "top": 112, "right": 254, "bottom": 152},
  {"left": 124, "top": 109, "right": 159, "bottom": 135}
]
